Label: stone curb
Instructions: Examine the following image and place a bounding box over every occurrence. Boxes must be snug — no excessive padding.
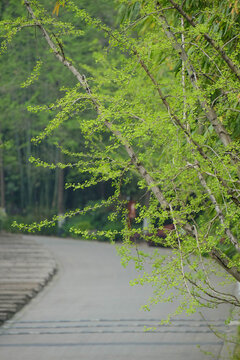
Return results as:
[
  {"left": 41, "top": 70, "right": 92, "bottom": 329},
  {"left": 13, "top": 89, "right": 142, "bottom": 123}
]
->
[{"left": 0, "top": 233, "right": 57, "bottom": 325}]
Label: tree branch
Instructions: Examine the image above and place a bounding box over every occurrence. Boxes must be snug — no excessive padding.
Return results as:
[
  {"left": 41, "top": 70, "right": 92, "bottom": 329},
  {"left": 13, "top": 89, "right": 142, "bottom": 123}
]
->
[
  {"left": 23, "top": 0, "right": 169, "bottom": 210},
  {"left": 195, "top": 165, "right": 240, "bottom": 253},
  {"left": 168, "top": 0, "right": 240, "bottom": 82},
  {"left": 211, "top": 248, "right": 240, "bottom": 283},
  {"left": 158, "top": 12, "right": 232, "bottom": 147},
  {"left": 23, "top": 0, "right": 240, "bottom": 286}
]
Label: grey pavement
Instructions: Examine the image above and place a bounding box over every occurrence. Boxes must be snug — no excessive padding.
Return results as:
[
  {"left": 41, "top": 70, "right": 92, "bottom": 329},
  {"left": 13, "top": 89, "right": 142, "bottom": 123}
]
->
[{"left": 0, "top": 235, "right": 236, "bottom": 360}]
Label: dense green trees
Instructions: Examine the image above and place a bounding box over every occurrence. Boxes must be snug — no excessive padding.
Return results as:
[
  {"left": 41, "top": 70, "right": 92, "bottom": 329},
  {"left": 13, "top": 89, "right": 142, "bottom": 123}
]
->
[
  {"left": 0, "top": 0, "right": 240, "bottom": 321},
  {"left": 0, "top": 0, "right": 116, "bottom": 223}
]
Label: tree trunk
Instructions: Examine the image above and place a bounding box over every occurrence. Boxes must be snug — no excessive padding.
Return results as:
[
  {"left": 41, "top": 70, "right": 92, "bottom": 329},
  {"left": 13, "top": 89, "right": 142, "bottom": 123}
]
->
[
  {"left": 57, "top": 150, "right": 64, "bottom": 235},
  {"left": 0, "top": 135, "right": 5, "bottom": 214},
  {"left": 15, "top": 132, "right": 25, "bottom": 211}
]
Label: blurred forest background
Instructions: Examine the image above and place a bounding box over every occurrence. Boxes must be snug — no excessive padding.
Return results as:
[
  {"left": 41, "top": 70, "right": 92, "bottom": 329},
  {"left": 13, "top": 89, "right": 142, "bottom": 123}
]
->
[{"left": 0, "top": 0, "right": 131, "bottom": 238}]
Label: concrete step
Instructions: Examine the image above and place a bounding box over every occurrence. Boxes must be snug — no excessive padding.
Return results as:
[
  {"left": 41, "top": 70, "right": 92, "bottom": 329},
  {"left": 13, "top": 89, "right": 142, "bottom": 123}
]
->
[{"left": 0, "top": 234, "right": 57, "bottom": 326}]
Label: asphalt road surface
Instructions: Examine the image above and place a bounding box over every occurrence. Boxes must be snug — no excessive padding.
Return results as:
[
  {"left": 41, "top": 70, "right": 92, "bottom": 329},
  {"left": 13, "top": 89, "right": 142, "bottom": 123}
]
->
[{"left": 0, "top": 236, "right": 235, "bottom": 360}]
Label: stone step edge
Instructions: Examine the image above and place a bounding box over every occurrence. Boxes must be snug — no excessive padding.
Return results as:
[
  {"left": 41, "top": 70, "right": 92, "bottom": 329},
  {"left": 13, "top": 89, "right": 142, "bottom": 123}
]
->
[{"left": 0, "top": 235, "right": 58, "bottom": 326}]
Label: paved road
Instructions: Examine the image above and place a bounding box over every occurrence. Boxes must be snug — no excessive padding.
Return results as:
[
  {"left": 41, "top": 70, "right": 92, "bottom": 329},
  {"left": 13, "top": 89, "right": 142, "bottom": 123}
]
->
[{"left": 0, "top": 236, "right": 235, "bottom": 360}]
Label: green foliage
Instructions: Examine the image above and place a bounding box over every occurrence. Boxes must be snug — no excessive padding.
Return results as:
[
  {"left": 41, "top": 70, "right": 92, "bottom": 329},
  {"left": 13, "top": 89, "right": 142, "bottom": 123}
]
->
[
  {"left": 62, "top": 203, "right": 123, "bottom": 241},
  {"left": 2, "top": 214, "right": 58, "bottom": 236},
  {"left": 0, "top": 0, "right": 240, "bottom": 323},
  {"left": 21, "top": 60, "right": 43, "bottom": 88}
]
